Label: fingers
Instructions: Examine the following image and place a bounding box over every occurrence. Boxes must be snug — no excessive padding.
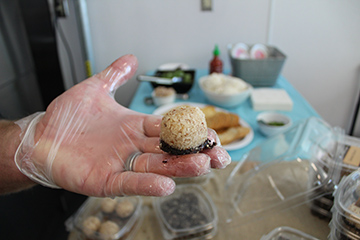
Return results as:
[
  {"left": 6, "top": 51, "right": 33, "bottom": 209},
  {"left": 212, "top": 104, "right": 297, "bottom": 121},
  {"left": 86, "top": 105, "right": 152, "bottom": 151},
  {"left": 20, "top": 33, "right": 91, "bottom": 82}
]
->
[
  {"left": 108, "top": 171, "right": 176, "bottom": 197},
  {"left": 95, "top": 54, "right": 138, "bottom": 96},
  {"left": 134, "top": 128, "right": 230, "bottom": 174},
  {"left": 132, "top": 153, "right": 212, "bottom": 177},
  {"left": 143, "top": 114, "right": 162, "bottom": 137},
  {"left": 207, "top": 128, "right": 221, "bottom": 146},
  {"left": 202, "top": 146, "right": 231, "bottom": 169}
]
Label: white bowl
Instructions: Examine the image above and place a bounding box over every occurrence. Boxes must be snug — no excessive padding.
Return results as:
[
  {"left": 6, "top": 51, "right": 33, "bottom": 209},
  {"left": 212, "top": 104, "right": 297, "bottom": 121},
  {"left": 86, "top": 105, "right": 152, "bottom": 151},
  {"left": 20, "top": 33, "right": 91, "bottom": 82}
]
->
[
  {"left": 199, "top": 75, "right": 253, "bottom": 108},
  {"left": 257, "top": 112, "right": 292, "bottom": 137},
  {"left": 152, "top": 90, "right": 176, "bottom": 106}
]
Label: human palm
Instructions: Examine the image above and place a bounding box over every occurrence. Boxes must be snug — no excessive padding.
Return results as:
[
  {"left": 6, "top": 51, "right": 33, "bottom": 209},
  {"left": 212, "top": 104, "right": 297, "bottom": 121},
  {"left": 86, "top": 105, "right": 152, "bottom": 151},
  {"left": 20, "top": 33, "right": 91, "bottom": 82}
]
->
[{"left": 16, "top": 55, "right": 231, "bottom": 197}]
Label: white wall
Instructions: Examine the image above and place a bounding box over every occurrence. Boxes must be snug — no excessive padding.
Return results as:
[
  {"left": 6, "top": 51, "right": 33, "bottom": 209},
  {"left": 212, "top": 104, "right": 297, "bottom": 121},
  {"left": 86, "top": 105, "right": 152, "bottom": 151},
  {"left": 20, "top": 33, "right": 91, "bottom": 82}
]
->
[
  {"left": 269, "top": 0, "right": 360, "bottom": 134},
  {"left": 85, "top": 0, "right": 360, "bottom": 132}
]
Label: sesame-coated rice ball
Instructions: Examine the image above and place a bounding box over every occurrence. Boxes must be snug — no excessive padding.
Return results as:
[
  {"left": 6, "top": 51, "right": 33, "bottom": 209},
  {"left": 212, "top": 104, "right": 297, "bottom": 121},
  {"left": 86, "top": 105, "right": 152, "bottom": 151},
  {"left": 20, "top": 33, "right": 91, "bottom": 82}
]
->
[{"left": 160, "top": 105, "right": 214, "bottom": 155}]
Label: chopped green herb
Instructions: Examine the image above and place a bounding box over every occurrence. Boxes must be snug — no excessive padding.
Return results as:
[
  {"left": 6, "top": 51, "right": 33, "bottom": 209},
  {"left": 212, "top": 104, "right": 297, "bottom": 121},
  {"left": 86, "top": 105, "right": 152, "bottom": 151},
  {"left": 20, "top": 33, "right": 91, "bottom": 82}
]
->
[
  {"left": 258, "top": 120, "right": 285, "bottom": 126},
  {"left": 267, "top": 121, "right": 285, "bottom": 126}
]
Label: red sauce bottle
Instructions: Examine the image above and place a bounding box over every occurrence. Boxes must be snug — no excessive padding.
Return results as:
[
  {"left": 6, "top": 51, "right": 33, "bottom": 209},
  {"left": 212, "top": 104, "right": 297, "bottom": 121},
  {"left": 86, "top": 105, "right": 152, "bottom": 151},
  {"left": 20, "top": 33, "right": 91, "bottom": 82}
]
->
[{"left": 209, "top": 45, "right": 223, "bottom": 74}]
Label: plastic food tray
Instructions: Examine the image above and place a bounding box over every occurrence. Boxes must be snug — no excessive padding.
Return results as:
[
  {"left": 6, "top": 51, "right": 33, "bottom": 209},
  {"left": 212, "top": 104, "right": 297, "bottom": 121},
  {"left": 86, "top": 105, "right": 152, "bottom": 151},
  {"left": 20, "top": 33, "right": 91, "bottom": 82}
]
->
[
  {"left": 260, "top": 226, "right": 320, "bottom": 240},
  {"left": 152, "top": 184, "right": 218, "bottom": 240},
  {"left": 66, "top": 196, "right": 143, "bottom": 240},
  {"left": 228, "top": 43, "right": 286, "bottom": 87},
  {"left": 224, "top": 117, "right": 344, "bottom": 224},
  {"left": 330, "top": 169, "right": 360, "bottom": 240},
  {"left": 309, "top": 134, "right": 360, "bottom": 221}
]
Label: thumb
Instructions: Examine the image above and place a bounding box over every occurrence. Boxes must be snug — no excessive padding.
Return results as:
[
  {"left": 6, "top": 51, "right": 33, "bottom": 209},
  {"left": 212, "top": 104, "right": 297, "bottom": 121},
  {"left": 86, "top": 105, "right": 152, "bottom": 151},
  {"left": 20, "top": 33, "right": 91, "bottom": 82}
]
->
[{"left": 95, "top": 54, "right": 138, "bottom": 97}]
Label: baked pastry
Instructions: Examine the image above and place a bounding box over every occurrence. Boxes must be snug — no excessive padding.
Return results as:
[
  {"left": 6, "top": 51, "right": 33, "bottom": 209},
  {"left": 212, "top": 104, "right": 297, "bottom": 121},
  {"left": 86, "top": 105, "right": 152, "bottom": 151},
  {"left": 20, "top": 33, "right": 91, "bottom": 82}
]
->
[
  {"left": 205, "top": 110, "right": 240, "bottom": 131},
  {"left": 200, "top": 105, "right": 250, "bottom": 145},
  {"left": 217, "top": 126, "right": 250, "bottom": 145},
  {"left": 160, "top": 105, "right": 216, "bottom": 155}
]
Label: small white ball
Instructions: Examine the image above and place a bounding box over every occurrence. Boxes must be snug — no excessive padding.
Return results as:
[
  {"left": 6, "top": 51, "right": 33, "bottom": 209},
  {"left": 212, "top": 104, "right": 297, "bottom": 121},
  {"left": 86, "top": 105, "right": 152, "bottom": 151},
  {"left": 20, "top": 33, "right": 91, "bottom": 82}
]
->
[
  {"left": 101, "top": 198, "right": 117, "bottom": 213},
  {"left": 82, "top": 216, "right": 101, "bottom": 237},
  {"left": 115, "top": 200, "right": 135, "bottom": 218},
  {"left": 99, "top": 220, "right": 120, "bottom": 239}
]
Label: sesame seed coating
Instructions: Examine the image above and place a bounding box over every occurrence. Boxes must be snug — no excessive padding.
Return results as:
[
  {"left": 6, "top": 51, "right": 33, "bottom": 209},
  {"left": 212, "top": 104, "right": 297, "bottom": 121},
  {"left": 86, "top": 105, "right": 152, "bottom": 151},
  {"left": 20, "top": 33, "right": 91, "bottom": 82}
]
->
[{"left": 160, "top": 105, "right": 208, "bottom": 152}]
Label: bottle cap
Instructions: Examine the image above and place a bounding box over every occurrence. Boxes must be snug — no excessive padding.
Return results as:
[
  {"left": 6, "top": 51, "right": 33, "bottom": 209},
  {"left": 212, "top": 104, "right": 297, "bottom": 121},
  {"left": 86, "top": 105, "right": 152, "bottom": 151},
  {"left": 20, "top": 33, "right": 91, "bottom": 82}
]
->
[{"left": 213, "top": 45, "right": 220, "bottom": 56}]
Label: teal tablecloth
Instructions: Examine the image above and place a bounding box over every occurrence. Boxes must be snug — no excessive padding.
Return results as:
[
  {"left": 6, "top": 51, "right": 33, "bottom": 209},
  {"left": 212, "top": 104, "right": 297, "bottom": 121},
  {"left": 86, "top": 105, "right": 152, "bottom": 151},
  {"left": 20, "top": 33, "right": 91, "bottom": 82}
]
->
[{"left": 129, "top": 69, "right": 320, "bottom": 161}]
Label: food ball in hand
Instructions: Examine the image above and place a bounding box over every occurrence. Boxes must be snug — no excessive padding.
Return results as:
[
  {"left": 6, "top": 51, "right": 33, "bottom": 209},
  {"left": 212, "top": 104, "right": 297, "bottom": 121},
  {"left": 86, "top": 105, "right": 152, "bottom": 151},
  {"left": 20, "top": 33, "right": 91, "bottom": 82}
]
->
[{"left": 160, "top": 105, "right": 216, "bottom": 155}]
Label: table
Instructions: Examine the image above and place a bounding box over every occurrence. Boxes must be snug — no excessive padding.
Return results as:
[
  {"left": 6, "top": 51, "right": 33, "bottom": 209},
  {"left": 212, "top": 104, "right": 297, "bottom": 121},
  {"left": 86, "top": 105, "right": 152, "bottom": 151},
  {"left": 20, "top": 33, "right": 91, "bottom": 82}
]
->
[
  {"left": 68, "top": 162, "right": 330, "bottom": 240},
  {"left": 68, "top": 75, "right": 329, "bottom": 240},
  {"left": 129, "top": 69, "right": 320, "bottom": 161}
]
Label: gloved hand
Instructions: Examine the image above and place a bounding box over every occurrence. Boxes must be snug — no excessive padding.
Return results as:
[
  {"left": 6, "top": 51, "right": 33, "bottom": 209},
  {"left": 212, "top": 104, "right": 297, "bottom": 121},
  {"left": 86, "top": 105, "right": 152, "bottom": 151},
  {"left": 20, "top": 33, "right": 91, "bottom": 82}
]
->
[{"left": 14, "top": 54, "right": 231, "bottom": 197}]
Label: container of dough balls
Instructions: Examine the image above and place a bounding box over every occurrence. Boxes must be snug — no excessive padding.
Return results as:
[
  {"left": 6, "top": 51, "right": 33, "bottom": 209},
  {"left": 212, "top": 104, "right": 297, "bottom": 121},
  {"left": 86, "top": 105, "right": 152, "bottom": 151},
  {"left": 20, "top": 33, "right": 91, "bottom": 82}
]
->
[
  {"left": 66, "top": 196, "right": 143, "bottom": 240},
  {"left": 152, "top": 184, "right": 218, "bottom": 240}
]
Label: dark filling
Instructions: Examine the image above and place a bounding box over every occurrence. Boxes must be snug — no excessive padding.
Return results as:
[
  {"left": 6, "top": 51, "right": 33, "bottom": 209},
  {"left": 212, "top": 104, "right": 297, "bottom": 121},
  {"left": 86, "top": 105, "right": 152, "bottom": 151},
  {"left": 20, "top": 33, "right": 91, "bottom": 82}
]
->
[
  {"left": 160, "top": 138, "right": 216, "bottom": 155},
  {"left": 342, "top": 215, "right": 360, "bottom": 235}
]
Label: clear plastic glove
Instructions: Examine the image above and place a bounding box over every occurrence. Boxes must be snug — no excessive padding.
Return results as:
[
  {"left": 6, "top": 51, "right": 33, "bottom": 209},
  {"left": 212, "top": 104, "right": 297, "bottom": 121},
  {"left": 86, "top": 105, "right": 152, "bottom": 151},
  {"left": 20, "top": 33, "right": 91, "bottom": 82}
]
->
[{"left": 14, "top": 54, "right": 231, "bottom": 197}]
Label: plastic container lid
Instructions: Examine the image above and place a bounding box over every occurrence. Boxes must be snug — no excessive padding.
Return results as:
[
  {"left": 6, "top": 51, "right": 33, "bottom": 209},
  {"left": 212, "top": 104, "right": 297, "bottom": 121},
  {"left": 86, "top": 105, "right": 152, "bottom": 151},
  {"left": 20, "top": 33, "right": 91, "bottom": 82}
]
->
[
  {"left": 331, "top": 169, "right": 360, "bottom": 238},
  {"left": 152, "top": 184, "right": 218, "bottom": 240},
  {"left": 260, "top": 226, "right": 320, "bottom": 240},
  {"left": 224, "top": 117, "right": 344, "bottom": 224},
  {"left": 66, "top": 196, "right": 143, "bottom": 240},
  {"left": 316, "top": 134, "right": 360, "bottom": 179}
]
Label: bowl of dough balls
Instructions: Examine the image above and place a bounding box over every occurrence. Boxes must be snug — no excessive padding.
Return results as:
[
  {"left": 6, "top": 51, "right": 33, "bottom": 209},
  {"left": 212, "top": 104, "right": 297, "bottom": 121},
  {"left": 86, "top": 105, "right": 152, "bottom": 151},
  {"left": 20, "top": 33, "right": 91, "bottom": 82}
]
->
[
  {"left": 199, "top": 73, "right": 253, "bottom": 108},
  {"left": 66, "top": 196, "right": 143, "bottom": 240}
]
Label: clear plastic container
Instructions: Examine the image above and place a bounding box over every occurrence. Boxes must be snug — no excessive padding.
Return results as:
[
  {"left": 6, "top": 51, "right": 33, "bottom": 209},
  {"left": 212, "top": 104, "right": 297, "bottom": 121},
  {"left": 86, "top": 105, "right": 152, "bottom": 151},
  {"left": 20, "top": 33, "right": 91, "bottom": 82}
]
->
[
  {"left": 260, "top": 226, "right": 320, "bottom": 240},
  {"left": 152, "top": 184, "right": 218, "bottom": 240},
  {"left": 330, "top": 169, "right": 360, "bottom": 240},
  {"left": 224, "top": 117, "right": 344, "bottom": 224},
  {"left": 310, "top": 134, "right": 360, "bottom": 221},
  {"left": 172, "top": 171, "right": 214, "bottom": 185},
  {"left": 66, "top": 196, "right": 143, "bottom": 240}
]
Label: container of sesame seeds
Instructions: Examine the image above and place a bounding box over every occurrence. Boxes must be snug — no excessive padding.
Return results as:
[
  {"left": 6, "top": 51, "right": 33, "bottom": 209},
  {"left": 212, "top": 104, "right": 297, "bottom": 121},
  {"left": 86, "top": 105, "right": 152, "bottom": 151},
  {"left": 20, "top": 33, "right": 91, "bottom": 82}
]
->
[{"left": 152, "top": 184, "right": 218, "bottom": 240}]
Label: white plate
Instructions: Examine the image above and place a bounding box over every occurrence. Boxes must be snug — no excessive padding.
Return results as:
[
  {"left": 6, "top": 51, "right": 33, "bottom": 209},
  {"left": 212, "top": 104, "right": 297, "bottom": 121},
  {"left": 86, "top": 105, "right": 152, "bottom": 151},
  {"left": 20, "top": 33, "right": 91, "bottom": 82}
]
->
[{"left": 153, "top": 102, "right": 254, "bottom": 151}]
